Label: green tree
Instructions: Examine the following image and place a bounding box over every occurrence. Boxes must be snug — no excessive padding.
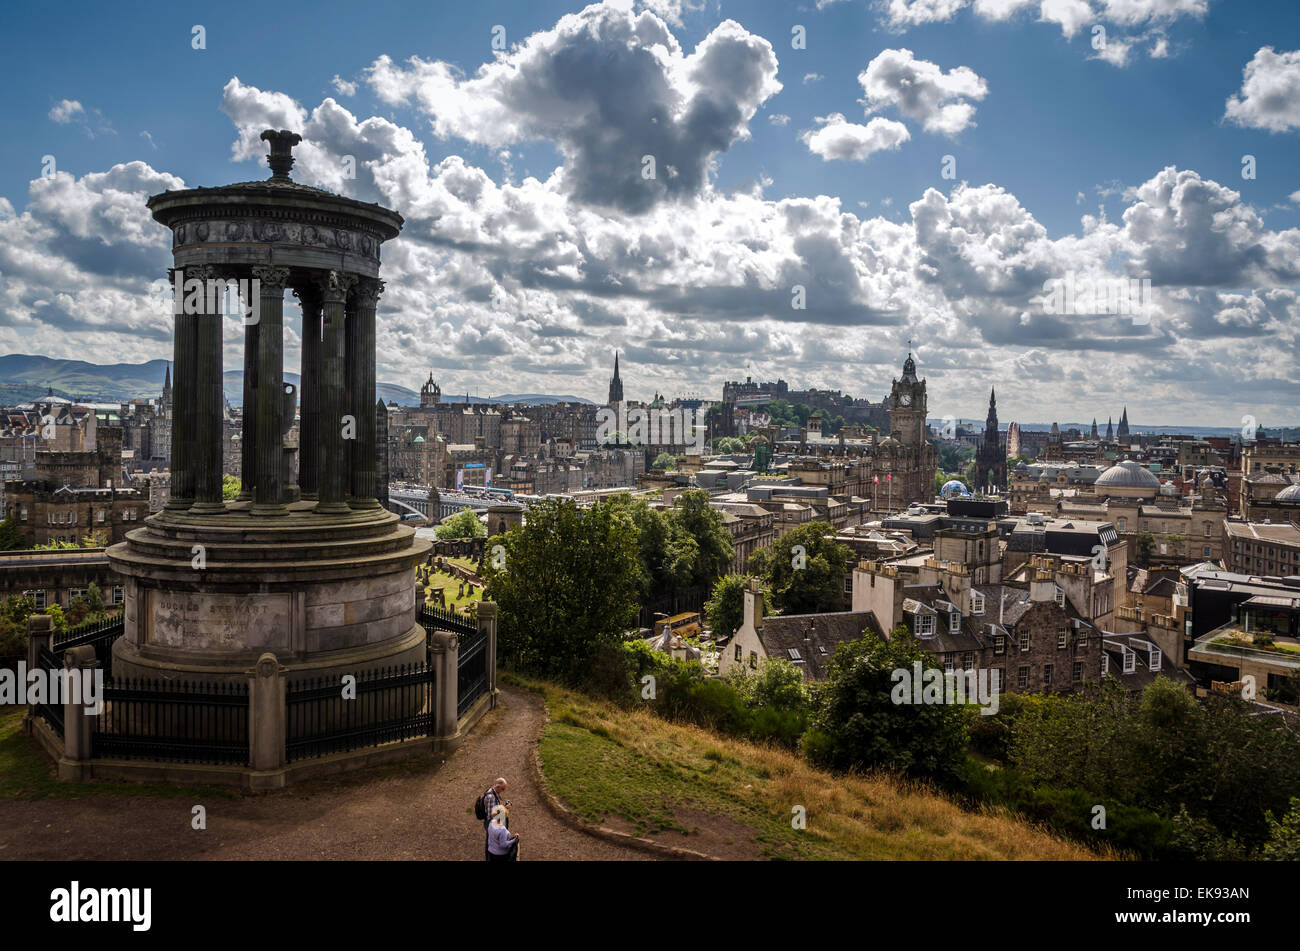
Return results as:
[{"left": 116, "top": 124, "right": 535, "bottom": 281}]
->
[
  {"left": 802, "top": 627, "right": 968, "bottom": 784},
  {"left": 705, "top": 574, "right": 750, "bottom": 640},
  {"left": 1135, "top": 531, "right": 1157, "bottom": 567},
  {"left": 482, "top": 498, "right": 642, "bottom": 679},
  {"left": 85, "top": 582, "right": 106, "bottom": 615},
  {"left": 747, "top": 522, "right": 853, "bottom": 615},
  {"left": 35, "top": 538, "right": 78, "bottom": 550},
  {"left": 222, "top": 475, "right": 241, "bottom": 500},
  {"left": 652, "top": 451, "right": 676, "bottom": 471},
  {"left": 0, "top": 514, "right": 25, "bottom": 551},
  {"left": 1164, "top": 533, "right": 1184, "bottom": 559},
  {"left": 602, "top": 493, "right": 668, "bottom": 600},
  {"left": 1263, "top": 798, "right": 1300, "bottom": 861},
  {"left": 663, "top": 490, "right": 733, "bottom": 590},
  {"left": 435, "top": 509, "right": 487, "bottom": 540}
]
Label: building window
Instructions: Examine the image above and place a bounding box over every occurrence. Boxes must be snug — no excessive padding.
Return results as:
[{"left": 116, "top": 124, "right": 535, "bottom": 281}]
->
[
  {"left": 1072, "top": 661, "right": 1083, "bottom": 683},
  {"left": 1117, "top": 517, "right": 1126, "bottom": 531},
  {"left": 734, "top": 642, "right": 742, "bottom": 662},
  {"left": 110, "top": 585, "right": 124, "bottom": 605},
  {"left": 31, "top": 589, "right": 47, "bottom": 609},
  {"left": 971, "top": 592, "right": 985, "bottom": 615},
  {"left": 1044, "top": 663, "right": 1053, "bottom": 685},
  {"left": 1057, "top": 629, "right": 1068, "bottom": 649},
  {"left": 949, "top": 610, "right": 960, "bottom": 633},
  {"left": 843, "top": 576, "right": 852, "bottom": 595},
  {"left": 1122, "top": 649, "right": 1135, "bottom": 674},
  {"left": 98, "top": 509, "right": 105, "bottom": 523},
  {"left": 749, "top": 651, "right": 758, "bottom": 669},
  {"left": 1203, "top": 546, "right": 1211, "bottom": 557},
  {"left": 1149, "top": 647, "right": 1162, "bottom": 672},
  {"left": 1019, "top": 631, "right": 1030, "bottom": 652},
  {"left": 1054, "top": 586, "right": 1066, "bottom": 608},
  {"left": 963, "top": 652, "right": 974, "bottom": 669},
  {"left": 943, "top": 656, "right": 954, "bottom": 673},
  {"left": 1077, "top": 632, "right": 1088, "bottom": 648},
  {"left": 1017, "top": 666, "right": 1029, "bottom": 689},
  {"left": 917, "top": 614, "right": 935, "bottom": 637},
  {"left": 1102, "top": 653, "right": 1109, "bottom": 675},
  {"left": 994, "top": 634, "right": 1005, "bottom": 654}
]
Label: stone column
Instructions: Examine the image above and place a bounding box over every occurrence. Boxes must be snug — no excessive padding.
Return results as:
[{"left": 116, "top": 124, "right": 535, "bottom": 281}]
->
[
  {"left": 350, "top": 279, "right": 383, "bottom": 509},
  {"left": 478, "top": 600, "right": 499, "bottom": 709},
  {"left": 58, "top": 645, "right": 98, "bottom": 780},
  {"left": 251, "top": 266, "right": 291, "bottom": 516},
  {"left": 316, "top": 270, "right": 356, "bottom": 514},
  {"left": 295, "top": 284, "right": 323, "bottom": 500},
  {"left": 164, "top": 268, "right": 195, "bottom": 510},
  {"left": 427, "top": 629, "right": 460, "bottom": 750},
  {"left": 247, "top": 652, "right": 286, "bottom": 780},
  {"left": 344, "top": 290, "right": 360, "bottom": 504},
  {"left": 25, "top": 613, "right": 52, "bottom": 671},
  {"left": 239, "top": 289, "right": 259, "bottom": 502},
  {"left": 190, "top": 265, "right": 226, "bottom": 515}
]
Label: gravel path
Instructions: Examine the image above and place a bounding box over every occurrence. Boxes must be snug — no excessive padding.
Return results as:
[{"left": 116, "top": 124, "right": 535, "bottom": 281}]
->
[{"left": 0, "top": 684, "right": 654, "bottom": 861}]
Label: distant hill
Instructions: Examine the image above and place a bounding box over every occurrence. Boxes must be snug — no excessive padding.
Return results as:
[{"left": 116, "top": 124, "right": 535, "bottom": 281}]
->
[
  {"left": 0, "top": 354, "right": 595, "bottom": 410},
  {"left": 0, "top": 354, "right": 171, "bottom": 403}
]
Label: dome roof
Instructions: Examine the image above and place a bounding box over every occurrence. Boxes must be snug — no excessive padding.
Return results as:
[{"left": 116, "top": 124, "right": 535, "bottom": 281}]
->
[
  {"left": 1096, "top": 460, "right": 1160, "bottom": 490},
  {"left": 1277, "top": 483, "right": 1300, "bottom": 502},
  {"left": 940, "top": 479, "right": 971, "bottom": 500}
]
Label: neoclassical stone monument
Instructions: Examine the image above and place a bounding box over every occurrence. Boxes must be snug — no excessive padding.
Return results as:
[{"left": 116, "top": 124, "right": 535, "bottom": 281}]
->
[{"left": 109, "top": 130, "right": 431, "bottom": 684}]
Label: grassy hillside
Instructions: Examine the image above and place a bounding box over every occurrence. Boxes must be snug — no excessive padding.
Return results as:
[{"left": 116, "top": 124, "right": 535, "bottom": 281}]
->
[{"left": 527, "top": 679, "right": 1111, "bottom": 861}]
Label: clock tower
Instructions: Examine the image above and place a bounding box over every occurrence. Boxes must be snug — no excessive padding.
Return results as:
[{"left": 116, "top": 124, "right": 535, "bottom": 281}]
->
[{"left": 889, "top": 352, "right": 927, "bottom": 448}]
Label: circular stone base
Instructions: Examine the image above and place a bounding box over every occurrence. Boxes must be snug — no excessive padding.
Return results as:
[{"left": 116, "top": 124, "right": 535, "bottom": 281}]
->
[{"left": 106, "top": 502, "right": 432, "bottom": 683}]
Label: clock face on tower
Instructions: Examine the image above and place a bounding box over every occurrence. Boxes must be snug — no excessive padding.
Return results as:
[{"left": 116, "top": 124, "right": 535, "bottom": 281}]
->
[{"left": 900, "top": 393, "right": 912, "bottom": 406}]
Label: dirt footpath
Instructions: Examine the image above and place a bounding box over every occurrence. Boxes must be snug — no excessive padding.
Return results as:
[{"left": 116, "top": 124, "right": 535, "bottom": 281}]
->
[{"left": 0, "top": 685, "right": 654, "bottom": 861}]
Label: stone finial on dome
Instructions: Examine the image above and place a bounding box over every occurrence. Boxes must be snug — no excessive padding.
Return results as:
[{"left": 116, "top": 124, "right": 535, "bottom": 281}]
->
[{"left": 261, "top": 129, "right": 302, "bottom": 182}]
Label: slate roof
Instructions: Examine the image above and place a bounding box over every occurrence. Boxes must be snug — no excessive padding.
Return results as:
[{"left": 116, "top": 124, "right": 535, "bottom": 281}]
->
[
  {"left": 1101, "top": 633, "right": 1196, "bottom": 692},
  {"left": 756, "top": 610, "right": 879, "bottom": 681}
]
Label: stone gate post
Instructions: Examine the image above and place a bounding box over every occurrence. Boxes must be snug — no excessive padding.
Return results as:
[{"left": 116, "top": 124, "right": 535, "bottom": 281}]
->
[
  {"left": 477, "top": 601, "right": 499, "bottom": 709},
  {"left": 248, "top": 652, "right": 287, "bottom": 785},
  {"left": 26, "top": 613, "right": 52, "bottom": 670},
  {"left": 58, "top": 644, "right": 98, "bottom": 780},
  {"left": 427, "top": 629, "right": 460, "bottom": 750}
]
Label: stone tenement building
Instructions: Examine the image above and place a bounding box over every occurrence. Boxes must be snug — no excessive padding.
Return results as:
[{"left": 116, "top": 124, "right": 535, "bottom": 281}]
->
[{"left": 3, "top": 425, "right": 149, "bottom": 547}]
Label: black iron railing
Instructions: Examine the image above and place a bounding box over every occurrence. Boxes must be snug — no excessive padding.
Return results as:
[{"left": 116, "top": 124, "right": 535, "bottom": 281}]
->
[
  {"left": 91, "top": 678, "right": 249, "bottom": 765},
  {"left": 34, "top": 644, "right": 65, "bottom": 738},
  {"left": 285, "top": 664, "right": 436, "bottom": 762},
  {"left": 53, "top": 615, "right": 123, "bottom": 679},
  {"left": 457, "top": 625, "right": 488, "bottom": 719},
  {"left": 420, "top": 603, "right": 477, "bottom": 638}
]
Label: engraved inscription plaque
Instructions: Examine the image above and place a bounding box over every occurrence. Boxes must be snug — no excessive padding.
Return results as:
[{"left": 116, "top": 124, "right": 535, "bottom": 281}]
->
[{"left": 149, "top": 590, "right": 291, "bottom": 651}]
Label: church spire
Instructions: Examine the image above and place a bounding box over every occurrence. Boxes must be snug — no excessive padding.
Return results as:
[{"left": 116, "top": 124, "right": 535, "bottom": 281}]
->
[{"left": 607, "top": 350, "right": 624, "bottom": 406}]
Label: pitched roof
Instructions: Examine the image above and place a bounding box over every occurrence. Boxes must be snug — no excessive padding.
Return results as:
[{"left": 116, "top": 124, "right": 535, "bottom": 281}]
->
[{"left": 756, "top": 610, "right": 879, "bottom": 681}]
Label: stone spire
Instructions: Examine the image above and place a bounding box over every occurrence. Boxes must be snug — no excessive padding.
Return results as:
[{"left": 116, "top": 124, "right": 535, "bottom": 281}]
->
[
  {"left": 607, "top": 350, "right": 624, "bottom": 406},
  {"left": 1090, "top": 417, "right": 1098, "bottom": 439},
  {"left": 1117, "top": 406, "right": 1130, "bottom": 440}
]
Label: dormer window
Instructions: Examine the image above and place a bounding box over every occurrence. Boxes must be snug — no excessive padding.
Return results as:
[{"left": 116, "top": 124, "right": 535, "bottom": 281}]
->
[
  {"left": 1149, "top": 646, "right": 1162, "bottom": 672},
  {"left": 1122, "top": 648, "right": 1136, "bottom": 673},
  {"left": 971, "top": 592, "right": 985, "bottom": 615},
  {"left": 1102, "top": 653, "right": 1109, "bottom": 675},
  {"left": 949, "top": 610, "right": 960, "bottom": 633},
  {"left": 1054, "top": 586, "right": 1066, "bottom": 608},
  {"left": 917, "top": 614, "right": 935, "bottom": 637}
]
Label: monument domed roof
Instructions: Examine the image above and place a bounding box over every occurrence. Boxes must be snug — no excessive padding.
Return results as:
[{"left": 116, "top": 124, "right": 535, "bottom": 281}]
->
[
  {"left": 1277, "top": 483, "right": 1300, "bottom": 502},
  {"left": 1096, "top": 459, "right": 1159, "bottom": 489}
]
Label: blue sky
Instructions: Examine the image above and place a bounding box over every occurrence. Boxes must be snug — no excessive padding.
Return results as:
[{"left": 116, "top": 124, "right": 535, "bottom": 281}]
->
[{"left": 1, "top": 0, "right": 1298, "bottom": 426}]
